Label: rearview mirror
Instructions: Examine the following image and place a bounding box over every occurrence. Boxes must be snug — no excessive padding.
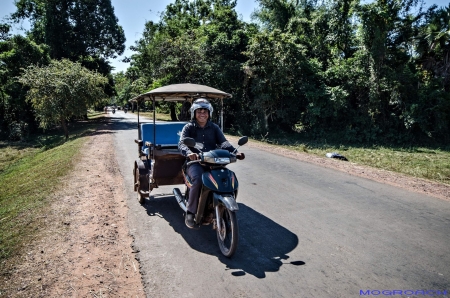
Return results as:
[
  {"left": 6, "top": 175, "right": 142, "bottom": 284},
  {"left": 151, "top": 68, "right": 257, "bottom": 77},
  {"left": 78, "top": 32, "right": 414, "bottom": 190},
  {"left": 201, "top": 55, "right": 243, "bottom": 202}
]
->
[
  {"left": 238, "top": 136, "right": 248, "bottom": 146},
  {"left": 182, "top": 137, "right": 196, "bottom": 147}
]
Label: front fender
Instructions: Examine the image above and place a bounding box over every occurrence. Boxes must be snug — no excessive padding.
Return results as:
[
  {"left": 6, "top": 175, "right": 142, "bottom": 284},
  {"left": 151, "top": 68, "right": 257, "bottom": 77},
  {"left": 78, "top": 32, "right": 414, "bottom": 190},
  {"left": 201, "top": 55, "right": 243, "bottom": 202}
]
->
[
  {"left": 202, "top": 169, "right": 238, "bottom": 192},
  {"left": 213, "top": 193, "right": 239, "bottom": 211}
]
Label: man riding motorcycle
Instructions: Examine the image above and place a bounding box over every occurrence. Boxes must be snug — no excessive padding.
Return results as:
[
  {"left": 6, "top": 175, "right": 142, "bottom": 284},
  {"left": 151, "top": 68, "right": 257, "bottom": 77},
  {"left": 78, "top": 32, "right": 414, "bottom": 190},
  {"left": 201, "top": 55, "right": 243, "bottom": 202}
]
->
[{"left": 178, "top": 98, "right": 245, "bottom": 228}]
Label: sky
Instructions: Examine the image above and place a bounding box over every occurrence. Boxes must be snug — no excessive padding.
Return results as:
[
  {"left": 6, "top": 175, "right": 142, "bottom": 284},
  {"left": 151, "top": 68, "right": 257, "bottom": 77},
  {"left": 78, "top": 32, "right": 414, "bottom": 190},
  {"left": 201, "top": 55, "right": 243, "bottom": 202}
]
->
[{"left": 1, "top": 0, "right": 449, "bottom": 73}]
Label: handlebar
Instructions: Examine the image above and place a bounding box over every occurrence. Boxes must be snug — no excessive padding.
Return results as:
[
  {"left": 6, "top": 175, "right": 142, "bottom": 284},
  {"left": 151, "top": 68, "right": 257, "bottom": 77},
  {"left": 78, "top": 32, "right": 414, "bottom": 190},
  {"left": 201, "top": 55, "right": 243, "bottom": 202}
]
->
[
  {"left": 186, "top": 152, "right": 241, "bottom": 166},
  {"left": 187, "top": 159, "right": 202, "bottom": 166},
  {"left": 187, "top": 152, "right": 204, "bottom": 166}
]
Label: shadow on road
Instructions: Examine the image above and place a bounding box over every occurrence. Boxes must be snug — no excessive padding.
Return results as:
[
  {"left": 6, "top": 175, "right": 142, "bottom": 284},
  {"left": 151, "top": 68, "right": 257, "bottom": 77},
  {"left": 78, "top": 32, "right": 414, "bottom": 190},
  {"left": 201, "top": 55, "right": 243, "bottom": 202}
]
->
[{"left": 142, "top": 194, "right": 303, "bottom": 278}]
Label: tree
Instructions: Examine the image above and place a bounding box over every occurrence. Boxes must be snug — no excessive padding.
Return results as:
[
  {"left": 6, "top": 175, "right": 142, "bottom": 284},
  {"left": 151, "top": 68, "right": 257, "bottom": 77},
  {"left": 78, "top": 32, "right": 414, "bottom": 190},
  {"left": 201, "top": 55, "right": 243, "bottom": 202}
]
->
[
  {"left": 4, "top": 0, "right": 124, "bottom": 137},
  {"left": 0, "top": 34, "right": 50, "bottom": 139},
  {"left": 11, "top": 0, "right": 125, "bottom": 92},
  {"left": 122, "top": 0, "right": 449, "bottom": 144},
  {"left": 244, "top": 29, "right": 323, "bottom": 133},
  {"left": 253, "top": 0, "right": 299, "bottom": 31},
  {"left": 0, "top": 24, "right": 11, "bottom": 41},
  {"left": 129, "top": 0, "right": 251, "bottom": 124},
  {"left": 416, "top": 4, "right": 450, "bottom": 90},
  {"left": 18, "top": 59, "right": 108, "bottom": 139},
  {"left": 409, "top": 4, "right": 450, "bottom": 141},
  {"left": 113, "top": 71, "right": 131, "bottom": 106},
  {"left": 11, "top": 0, "right": 125, "bottom": 61}
]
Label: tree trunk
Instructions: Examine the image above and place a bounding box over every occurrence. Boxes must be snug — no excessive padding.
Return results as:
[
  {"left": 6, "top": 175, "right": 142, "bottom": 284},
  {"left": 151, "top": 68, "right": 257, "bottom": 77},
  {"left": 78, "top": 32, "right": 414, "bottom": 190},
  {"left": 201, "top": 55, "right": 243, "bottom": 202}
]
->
[
  {"left": 61, "top": 117, "right": 69, "bottom": 140},
  {"left": 264, "top": 111, "right": 270, "bottom": 131},
  {"left": 170, "top": 103, "right": 178, "bottom": 121},
  {"left": 0, "top": 89, "right": 5, "bottom": 123}
]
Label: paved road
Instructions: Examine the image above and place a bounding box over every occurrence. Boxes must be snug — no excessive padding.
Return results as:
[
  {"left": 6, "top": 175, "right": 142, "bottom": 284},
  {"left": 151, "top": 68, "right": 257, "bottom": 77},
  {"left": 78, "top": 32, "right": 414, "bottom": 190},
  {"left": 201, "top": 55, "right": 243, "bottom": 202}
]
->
[{"left": 110, "top": 111, "right": 450, "bottom": 297}]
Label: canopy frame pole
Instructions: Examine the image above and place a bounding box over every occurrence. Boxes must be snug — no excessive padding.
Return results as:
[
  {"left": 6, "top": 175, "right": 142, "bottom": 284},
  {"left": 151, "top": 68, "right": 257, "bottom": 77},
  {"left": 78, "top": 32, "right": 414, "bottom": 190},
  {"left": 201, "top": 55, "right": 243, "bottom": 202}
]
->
[
  {"left": 137, "top": 99, "right": 141, "bottom": 140},
  {"left": 220, "top": 98, "right": 224, "bottom": 131},
  {"left": 153, "top": 96, "right": 156, "bottom": 147}
]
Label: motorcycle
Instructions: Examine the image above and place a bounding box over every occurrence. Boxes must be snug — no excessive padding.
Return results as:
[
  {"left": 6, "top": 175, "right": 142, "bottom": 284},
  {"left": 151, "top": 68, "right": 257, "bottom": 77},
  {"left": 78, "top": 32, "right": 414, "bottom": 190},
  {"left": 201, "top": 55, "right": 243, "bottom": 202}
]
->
[
  {"left": 112, "top": 108, "right": 116, "bottom": 114},
  {"left": 173, "top": 136, "right": 248, "bottom": 257},
  {"left": 131, "top": 83, "right": 241, "bottom": 257},
  {"left": 124, "top": 108, "right": 128, "bottom": 113}
]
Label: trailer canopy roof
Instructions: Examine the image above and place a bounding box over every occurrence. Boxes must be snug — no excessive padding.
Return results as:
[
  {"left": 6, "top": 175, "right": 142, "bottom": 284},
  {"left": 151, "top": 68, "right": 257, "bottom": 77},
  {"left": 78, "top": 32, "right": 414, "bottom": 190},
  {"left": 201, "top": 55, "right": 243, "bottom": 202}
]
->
[{"left": 129, "top": 83, "right": 232, "bottom": 102}]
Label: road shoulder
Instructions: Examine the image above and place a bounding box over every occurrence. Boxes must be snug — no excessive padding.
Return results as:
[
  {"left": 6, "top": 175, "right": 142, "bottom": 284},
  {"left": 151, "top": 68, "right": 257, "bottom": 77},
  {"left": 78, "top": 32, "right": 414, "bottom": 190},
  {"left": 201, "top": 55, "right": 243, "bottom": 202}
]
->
[
  {"left": 2, "top": 123, "right": 145, "bottom": 297},
  {"left": 227, "top": 135, "right": 450, "bottom": 201}
]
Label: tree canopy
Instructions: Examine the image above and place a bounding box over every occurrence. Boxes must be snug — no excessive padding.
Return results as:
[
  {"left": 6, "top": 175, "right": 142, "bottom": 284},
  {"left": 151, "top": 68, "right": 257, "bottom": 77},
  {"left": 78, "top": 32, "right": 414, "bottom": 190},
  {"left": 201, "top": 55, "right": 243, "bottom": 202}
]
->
[
  {"left": 0, "top": 31, "right": 51, "bottom": 140},
  {"left": 11, "top": 0, "right": 126, "bottom": 60},
  {"left": 11, "top": 0, "right": 125, "bottom": 97},
  {"left": 0, "top": 0, "right": 125, "bottom": 139},
  {"left": 18, "top": 59, "right": 108, "bottom": 139},
  {"left": 116, "top": 0, "right": 449, "bottom": 145},
  {"left": 1, "top": 0, "right": 449, "bottom": 145}
]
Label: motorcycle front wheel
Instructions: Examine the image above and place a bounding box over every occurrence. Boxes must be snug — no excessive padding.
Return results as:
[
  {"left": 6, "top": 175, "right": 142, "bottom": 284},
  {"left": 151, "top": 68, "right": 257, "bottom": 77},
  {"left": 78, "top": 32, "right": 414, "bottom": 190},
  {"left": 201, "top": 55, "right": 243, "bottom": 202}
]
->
[{"left": 216, "top": 205, "right": 239, "bottom": 257}]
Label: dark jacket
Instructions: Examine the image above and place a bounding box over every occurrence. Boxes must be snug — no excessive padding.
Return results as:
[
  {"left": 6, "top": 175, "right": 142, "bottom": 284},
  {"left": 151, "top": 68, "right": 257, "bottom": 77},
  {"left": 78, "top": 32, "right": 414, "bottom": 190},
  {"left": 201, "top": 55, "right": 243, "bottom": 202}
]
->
[{"left": 178, "top": 120, "right": 235, "bottom": 156}]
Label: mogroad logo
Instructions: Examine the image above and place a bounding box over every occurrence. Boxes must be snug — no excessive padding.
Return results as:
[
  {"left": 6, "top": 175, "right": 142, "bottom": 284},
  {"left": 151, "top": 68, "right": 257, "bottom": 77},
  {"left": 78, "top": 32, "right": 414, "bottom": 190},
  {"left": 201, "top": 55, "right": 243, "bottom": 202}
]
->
[{"left": 360, "top": 290, "right": 448, "bottom": 296}]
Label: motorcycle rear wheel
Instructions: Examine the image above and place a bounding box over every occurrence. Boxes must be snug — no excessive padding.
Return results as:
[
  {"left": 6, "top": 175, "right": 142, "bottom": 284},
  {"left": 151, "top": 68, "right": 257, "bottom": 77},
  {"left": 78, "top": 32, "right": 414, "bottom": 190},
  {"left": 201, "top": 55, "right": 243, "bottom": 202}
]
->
[{"left": 216, "top": 206, "right": 238, "bottom": 257}]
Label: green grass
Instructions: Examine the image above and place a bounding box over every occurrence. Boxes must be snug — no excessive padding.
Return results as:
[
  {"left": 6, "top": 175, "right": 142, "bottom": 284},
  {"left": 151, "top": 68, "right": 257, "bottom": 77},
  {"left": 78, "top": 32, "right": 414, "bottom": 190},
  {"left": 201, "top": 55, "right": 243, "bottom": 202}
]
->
[
  {"left": 87, "top": 109, "right": 105, "bottom": 119},
  {"left": 249, "top": 135, "right": 450, "bottom": 185},
  {"left": 138, "top": 111, "right": 172, "bottom": 121},
  {"left": 0, "top": 114, "right": 102, "bottom": 269}
]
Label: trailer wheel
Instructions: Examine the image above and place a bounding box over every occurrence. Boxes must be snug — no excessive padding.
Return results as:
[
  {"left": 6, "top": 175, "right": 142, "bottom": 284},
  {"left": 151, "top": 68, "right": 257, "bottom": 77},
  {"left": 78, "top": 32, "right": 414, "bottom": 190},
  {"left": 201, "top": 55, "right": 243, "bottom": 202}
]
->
[
  {"left": 135, "top": 166, "right": 145, "bottom": 204},
  {"left": 137, "top": 190, "right": 145, "bottom": 204},
  {"left": 133, "top": 163, "right": 145, "bottom": 204}
]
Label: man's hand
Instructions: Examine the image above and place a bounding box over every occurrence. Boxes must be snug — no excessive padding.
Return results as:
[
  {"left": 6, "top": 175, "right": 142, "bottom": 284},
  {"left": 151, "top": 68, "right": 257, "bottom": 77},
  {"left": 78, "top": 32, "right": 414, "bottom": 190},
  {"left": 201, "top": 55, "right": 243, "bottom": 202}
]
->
[
  {"left": 188, "top": 153, "right": 199, "bottom": 161},
  {"left": 236, "top": 152, "right": 245, "bottom": 160}
]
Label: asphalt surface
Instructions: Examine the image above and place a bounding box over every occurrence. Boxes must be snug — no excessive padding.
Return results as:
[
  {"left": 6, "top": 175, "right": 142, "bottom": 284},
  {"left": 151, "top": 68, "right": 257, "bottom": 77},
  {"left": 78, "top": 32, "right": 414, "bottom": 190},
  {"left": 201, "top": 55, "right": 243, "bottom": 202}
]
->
[{"left": 111, "top": 111, "right": 450, "bottom": 298}]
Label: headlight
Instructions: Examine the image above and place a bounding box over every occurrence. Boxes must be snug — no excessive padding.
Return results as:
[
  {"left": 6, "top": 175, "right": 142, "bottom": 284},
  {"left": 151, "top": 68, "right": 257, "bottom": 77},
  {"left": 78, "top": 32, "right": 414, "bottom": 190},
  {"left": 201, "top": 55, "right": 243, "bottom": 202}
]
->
[{"left": 214, "top": 157, "right": 230, "bottom": 164}]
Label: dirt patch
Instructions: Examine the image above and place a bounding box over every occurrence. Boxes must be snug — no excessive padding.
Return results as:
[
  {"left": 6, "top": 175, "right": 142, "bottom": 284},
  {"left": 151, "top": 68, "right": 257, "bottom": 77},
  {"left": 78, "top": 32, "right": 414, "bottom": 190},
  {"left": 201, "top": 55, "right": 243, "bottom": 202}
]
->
[
  {"left": 1, "top": 124, "right": 145, "bottom": 297},
  {"left": 227, "top": 136, "right": 450, "bottom": 202}
]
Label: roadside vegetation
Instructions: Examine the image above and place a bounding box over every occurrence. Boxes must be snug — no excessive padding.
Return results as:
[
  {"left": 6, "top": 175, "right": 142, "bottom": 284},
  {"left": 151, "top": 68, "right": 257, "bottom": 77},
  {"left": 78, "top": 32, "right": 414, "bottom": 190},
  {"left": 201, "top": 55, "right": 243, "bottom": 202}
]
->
[
  {"left": 249, "top": 135, "right": 450, "bottom": 185},
  {"left": 117, "top": 0, "right": 450, "bottom": 147},
  {"left": 0, "top": 112, "right": 102, "bottom": 275},
  {"left": 3, "top": 0, "right": 449, "bottom": 149}
]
